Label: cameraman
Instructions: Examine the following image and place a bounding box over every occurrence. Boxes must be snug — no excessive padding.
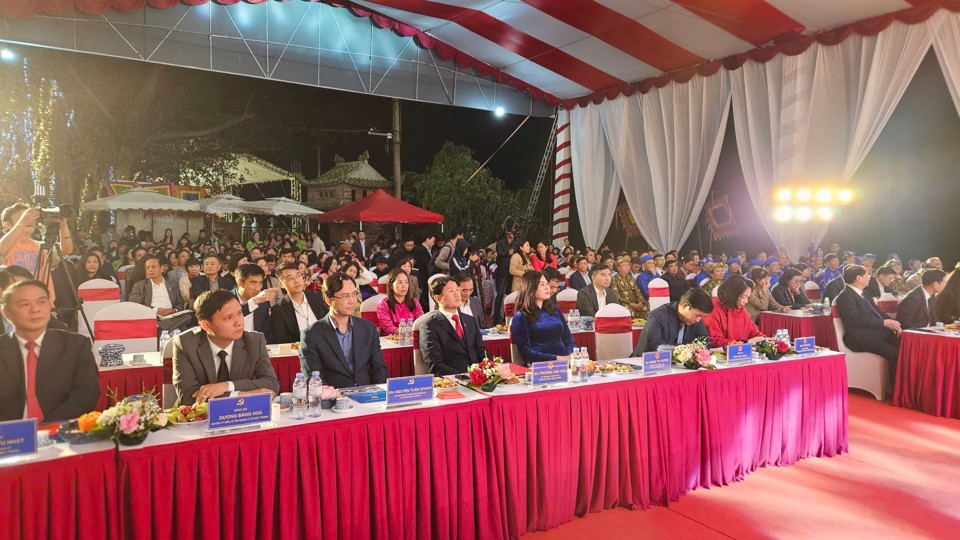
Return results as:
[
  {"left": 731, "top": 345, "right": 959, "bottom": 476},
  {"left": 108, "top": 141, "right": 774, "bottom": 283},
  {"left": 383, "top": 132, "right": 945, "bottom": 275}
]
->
[{"left": 0, "top": 203, "right": 74, "bottom": 297}]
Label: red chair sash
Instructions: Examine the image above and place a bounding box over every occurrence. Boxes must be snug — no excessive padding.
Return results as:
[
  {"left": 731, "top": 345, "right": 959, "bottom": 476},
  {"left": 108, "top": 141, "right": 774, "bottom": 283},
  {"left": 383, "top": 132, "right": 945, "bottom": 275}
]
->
[
  {"left": 594, "top": 316, "right": 632, "bottom": 334},
  {"left": 649, "top": 287, "right": 669, "bottom": 298},
  {"left": 78, "top": 287, "right": 120, "bottom": 301},
  {"left": 805, "top": 289, "right": 821, "bottom": 300},
  {"left": 94, "top": 319, "right": 156, "bottom": 340},
  {"left": 878, "top": 300, "right": 898, "bottom": 313},
  {"left": 377, "top": 282, "right": 387, "bottom": 294},
  {"left": 361, "top": 311, "right": 378, "bottom": 325},
  {"left": 412, "top": 330, "right": 420, "bottom": 344},
  {"left": 504, "top": 303, "right": 516, "bottom": 317},
  {"left": 556, "top": 300, "right": 577, "bottom": 312}
]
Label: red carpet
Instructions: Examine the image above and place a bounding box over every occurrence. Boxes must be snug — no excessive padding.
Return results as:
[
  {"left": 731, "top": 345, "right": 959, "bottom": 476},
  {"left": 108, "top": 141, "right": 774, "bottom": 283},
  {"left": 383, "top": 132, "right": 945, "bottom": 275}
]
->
[{"left": 525, "top": 392, "right": 960, "bottom": 539}]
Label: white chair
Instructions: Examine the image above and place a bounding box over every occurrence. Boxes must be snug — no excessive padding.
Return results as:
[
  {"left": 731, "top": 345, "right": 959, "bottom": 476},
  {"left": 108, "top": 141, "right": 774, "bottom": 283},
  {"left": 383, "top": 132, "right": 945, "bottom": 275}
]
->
[
  {"left": 594, "top": 304, "right": 633, "bottom": 361},
  {"left": 699, "top": 277, "right": 710, "bottom": 288},
  {"left": 360, "top": 294, "right": 385, "bottom": 327},
  {"left": 508, "top": 326, "right": 525, "bottom": 367},
  {"left": 116, "top": 264, "right": 134, "bottom": 299},
  {"left": 648, "top": 277, "right": 670, "bottom": 311},
  {"left": 411, "top": 313, "right": 432, "bottom": 375},
  {"left": 711, "top": 285, "right": 719, "bottom": 298},
  {"left": 565, "top": 270, "right": 575, "bottom": 289},
  {"left": 93, "top": 302, "right": 158, "bottom": 362},
  {"left": 162, "top": 337, "right": 176, "bottom": 408},
  {"left": 831, "top": 299, "right": 888, "bottom": 400},
  {"left": 377, "top": 274, "right": 389, "bottom": 294},
  {"left": 77, "top": 279, "right": 121, "bottom": 339},
  {"left": 877, "top": 293, "right": 899, "bottom": 318},
  {"left": 503, "top": 291, "right": 519, "bottom": 319},
  {"left": 556, "top": 288, "right": 578, "bottom": 314},
  {"left": 804, "top": 280, "right": 821, "bottom": 301},
  {"left": 427, "top": 273, "right": 446, "bottom": 311},
  {"left": 685, "top": 273, "right": 696, "bottom": 288}
]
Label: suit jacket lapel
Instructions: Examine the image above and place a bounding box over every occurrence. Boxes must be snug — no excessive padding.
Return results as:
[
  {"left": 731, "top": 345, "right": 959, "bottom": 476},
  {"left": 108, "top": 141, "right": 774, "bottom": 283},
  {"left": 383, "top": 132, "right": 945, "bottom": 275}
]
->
[
  {"left": 195, "top": 332, "right": 218, "bottom": 383},
  {"left": 438, "top": 312, "right": 464, "bottom": 345},
  {"left": 0, "top": 334, "right": 24, "bottom": 393},
  {"left": 231, "top": 336, "right": 246, "bottom": 379},
  {"left": 320, "top": 316, "right": 352, "bottom": 375}
]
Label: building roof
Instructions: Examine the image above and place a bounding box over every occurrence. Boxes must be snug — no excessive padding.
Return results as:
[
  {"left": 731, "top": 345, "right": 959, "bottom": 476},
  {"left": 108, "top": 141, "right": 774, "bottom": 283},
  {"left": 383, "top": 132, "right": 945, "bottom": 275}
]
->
[{"left": 304, "top": 151, "right": 392, "bottom": 189}]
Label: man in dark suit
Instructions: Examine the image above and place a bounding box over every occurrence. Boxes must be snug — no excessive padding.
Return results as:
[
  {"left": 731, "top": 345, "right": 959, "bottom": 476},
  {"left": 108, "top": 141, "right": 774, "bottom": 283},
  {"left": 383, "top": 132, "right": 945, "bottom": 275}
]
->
[
  {"left": 865, "top": 266, "right": 898, "bottom": 299},
  {"left": 190, "top": 253, "right": 236, "bottom": 301},
  {"left": 661, "top": 259, "right": 689, "bottom": 302},
  {"left": 412, "top": 233, "right": 436, "bottom": 311},
  {"left": 453, "top": 270, "right": 487, "bottom": 329},
  {"left": 171, "top": 289, "right": 280, "bottom": 406},
  {"left": 128, "top": 254, "right": 185, "bottom": 315},
  {"left": 0, "top": 280, "right": 99, "bottom": 422},
  {"left": 575, "top": 265, "right": 619, "bottom": 317},
  {"left": 300, "top": 273, "right": 387, "bottom": 388},
  {"left": 631, "top": 288, "right": 713, "bottom": 355},
  {"left": 568, "top": 256, "right": 590, "bottom": 291},
  {"left": 834, "top": 265, "right": 902, "bottom": 386},
  {"left": 234, "top": 263, "right": 277, "bottom": 334},
  {"left": 823, "top": 275, "right": 845, "bottom": 303},
  {"left": 268, "top": 262, "right": 325, "bottom": 344},
  {"left": 896, "top": 269, "right": 946, "bottom": 330},
  {"left": 351, "top": 231, "right": 370, "bottom": 262},
  {"left": 420, "top": 276, "right": 487, "bottom": 375}
]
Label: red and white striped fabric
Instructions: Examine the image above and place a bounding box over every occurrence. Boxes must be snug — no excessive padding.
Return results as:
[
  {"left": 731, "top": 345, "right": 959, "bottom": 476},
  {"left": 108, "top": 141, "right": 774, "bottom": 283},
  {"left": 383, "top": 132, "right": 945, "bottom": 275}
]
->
[
  {"left": 77, "top": 279, "right": 121, "bottom": 339},
  {"left": 360, "top": 294, "right": 386, "bottom": 327},
  {"left": 553, "top": 109, "right": 571, "bottom": 248},
  {"left": 877, "top": 293, "right": 899, "bottom": 317},
  {"left": 648, "top": 277, "right": 670, "bottom": 311},
  {"left": 92, "top": 302, "right": 158, "bottom": 362},
  {"left": 555, "top": 288, "right": 578, "bottom": 314},
  {"left": 804, "top": 280, "right": 821, "bottom": 300},
  {"left": 377, "top": 274, "right": 389, "bottom": 294},
  {"left": 594, "top": 304, "right": 633, "bottom": 361},
  {"left": 503, "top": 291, "right": 519, "bottom": 318},
  {"left": 564, "top": 270, "right": 575, "bottom": 288}
]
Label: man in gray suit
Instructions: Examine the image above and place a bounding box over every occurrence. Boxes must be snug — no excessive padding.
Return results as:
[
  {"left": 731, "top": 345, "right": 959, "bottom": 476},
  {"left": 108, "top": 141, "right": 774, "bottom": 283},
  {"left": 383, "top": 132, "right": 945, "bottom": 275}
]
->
[
  {"left": 172, "top": 289, "right": 279, "bottom": 406},
  {"left": 575, "top": 265, "right": 619, "bottom": 317},
  {"left": 127, "top": 255, "right": 184, "bottom": 315},
  {"left": 0, "top": 280, "right": 100, "bottom": 422},
  {"left": 453, "top": 270, "right": 487, "bottom": 329}
]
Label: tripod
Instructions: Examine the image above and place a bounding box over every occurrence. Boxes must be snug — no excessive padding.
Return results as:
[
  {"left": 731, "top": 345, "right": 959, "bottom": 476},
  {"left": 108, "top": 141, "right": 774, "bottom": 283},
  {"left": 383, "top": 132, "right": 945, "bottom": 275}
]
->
[{"left": 34, "top": 223, "right": 94, "bottom": 337}]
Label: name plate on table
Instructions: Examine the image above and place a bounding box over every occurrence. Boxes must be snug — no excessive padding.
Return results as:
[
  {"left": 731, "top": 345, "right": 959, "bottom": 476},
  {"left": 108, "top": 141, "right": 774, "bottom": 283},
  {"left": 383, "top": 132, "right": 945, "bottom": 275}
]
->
[
  {"left": 0, "top": 419, "right": 37, "bottom": 458},
  {"left": 207, "top": 394, "right": 271, "bottom": 431},
  {"left": 642, "top": 351, "right": 672, "bottom": 376},
  {"left": 794, "top": 337, "right": 816, "bottom": 355},
  {"left": 531, "top": 360, "right": 569, "bottom": 385},
  {"left": 386, "top": 375, "right": 434, "bottom": 408},
  {"left": 727, "top": 343, "right": 753, "bottom": 365}
]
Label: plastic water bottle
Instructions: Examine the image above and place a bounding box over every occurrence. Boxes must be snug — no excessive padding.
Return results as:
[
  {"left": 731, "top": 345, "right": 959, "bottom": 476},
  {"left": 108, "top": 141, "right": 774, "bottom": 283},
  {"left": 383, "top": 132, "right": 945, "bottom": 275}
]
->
[
  {"left": 568, "top": 310, "right": 579, "bottom": 332},
  {"left": 292, "top": 373, "right": 308, "bottom": 420},
  {"left": 158, "top": 330, "right": 170, "bottom": 354},
  {"left": 569, "top": 348, "right": 581, "bottom": 383},
  {"left": 782, "top": 329, "right": 790, "bottom": 344},
  {"left": 579, "top": 348, "right": 590, "bottom": 383},
  {"left": 307, "top": 371, "right": 323, "bottom": 418},
  {"left": 404, "top": 318, "right": 413, "bottom": 346}
]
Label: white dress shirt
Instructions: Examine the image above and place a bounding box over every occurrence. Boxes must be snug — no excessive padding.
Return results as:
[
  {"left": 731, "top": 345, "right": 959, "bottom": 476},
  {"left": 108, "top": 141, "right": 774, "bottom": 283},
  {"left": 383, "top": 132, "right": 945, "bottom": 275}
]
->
[
  {"left": 16, "top": 331, "right": 45, "bottom": 419},
  {"left": 594, "top": 286, "right": 607, "bottom": 311},
  {"left": 207, "top": 339, "right": 238, "bottom": 395},
  {"left": 291, "top": 294, "right": 317, "bottom": 332},
  {"left": 438, "top": 308, "right": 462, "bottom": 335},
  {"left": 150, "top": 278, "right": 173, "bottom": 310},
  {"left": 460, "top": 299, "right": 474, "bottom": 319},
  {"left": 237, "top": 293, "right": 259, "bottom": 332}
]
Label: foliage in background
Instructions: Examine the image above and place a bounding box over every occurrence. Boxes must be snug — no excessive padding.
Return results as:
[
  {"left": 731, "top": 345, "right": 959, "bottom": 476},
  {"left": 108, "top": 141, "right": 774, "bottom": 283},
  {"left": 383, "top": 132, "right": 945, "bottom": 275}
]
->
[{"left": 405, "top": 142, "right": 523, "bottom": 248}]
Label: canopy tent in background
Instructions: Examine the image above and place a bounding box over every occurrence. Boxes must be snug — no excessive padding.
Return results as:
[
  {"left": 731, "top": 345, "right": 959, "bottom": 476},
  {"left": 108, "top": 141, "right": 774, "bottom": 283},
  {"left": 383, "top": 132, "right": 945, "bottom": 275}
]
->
[
  {"left": 81, "top": 188, "right": 204, "bottom": 241},
  {"left": 239, "top": 197, "right": 322, "bottom": 217},
  {"left": 195, "top": 193, "right": 249, "bottom": 215},
  {"left": 315, "top": 189, "right": 443, "bottom": 228}
]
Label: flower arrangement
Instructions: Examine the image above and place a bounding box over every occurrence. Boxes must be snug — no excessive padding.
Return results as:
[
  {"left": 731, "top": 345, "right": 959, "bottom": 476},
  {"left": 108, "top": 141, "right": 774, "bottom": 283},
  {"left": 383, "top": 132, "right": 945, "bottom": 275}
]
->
[
  {"left": 466, "top": 356, "right": 520, "bottom": 391},
  {"left": 755, "top": 337, "right": 794, "bottom": 360},
  {"left": 671, "top": 338, "right": 717, "bottom": 370},
  {"left": 93, "top": 390, "right": 168, "bottom": 446}
]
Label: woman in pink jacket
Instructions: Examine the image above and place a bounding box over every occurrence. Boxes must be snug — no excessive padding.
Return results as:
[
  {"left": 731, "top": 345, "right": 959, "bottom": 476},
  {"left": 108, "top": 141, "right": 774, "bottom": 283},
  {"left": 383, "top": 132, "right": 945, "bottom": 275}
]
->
[
  {"left": 530, "top": 242, "right": 557, "bottom": 271},
  {"left": 377, "top": 268, "right": 424, "bottom": 335}
]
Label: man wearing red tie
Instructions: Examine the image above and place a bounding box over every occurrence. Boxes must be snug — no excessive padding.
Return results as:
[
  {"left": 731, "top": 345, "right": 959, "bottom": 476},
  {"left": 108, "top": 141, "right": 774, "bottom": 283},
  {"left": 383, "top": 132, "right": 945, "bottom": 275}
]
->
[
  {"left": 0, "top": 280, "right": 99, "bottom": 422},
  {"left": 418, "top": 276, "right": 486, "bottom": 375}
]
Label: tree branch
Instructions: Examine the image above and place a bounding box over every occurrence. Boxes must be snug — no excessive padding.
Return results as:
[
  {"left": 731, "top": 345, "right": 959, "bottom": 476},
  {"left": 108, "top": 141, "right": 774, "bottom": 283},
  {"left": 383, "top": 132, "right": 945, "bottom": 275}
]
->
[{"left": 146, "top": 95, "right": 256, "bottom": 145}]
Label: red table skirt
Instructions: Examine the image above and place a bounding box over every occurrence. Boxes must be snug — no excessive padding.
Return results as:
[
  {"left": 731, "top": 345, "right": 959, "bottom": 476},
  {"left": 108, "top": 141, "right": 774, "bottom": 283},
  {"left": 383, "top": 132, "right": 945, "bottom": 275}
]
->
[
  {"left": 382, "top": 346, "right": 415, "bottom": 378},
  {"left": 894, "top": 331, "right": 960, "bottom": 418},
  {"left": 489, "top": 354, "right": 849, "bottom": 536},
  {"left": 572, "top": 332, "right": 596, "bottom": 359},
  {"left": 271, "top": 355, "right": 301, "bottom": 393},
  {"left": 118, "top": 400, "right": 508, "bottom": 540},
  {"left": 485, "top": 336, "right": 512, "bottom": 362},
  {"left": 759, "top": 312, "right": 839, "bottom": 351},
  {"left": 0, "top": 449, "right": 119, "bottom": 540},
  {"left": 97, "top": 366, "right": 165, "bottom": 411}
]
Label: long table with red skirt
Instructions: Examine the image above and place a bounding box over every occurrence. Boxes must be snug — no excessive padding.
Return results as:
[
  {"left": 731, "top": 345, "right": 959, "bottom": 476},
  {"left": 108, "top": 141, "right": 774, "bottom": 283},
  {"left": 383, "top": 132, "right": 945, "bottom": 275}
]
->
[
  {"left": 481, "top": 327, "right": 644, "bottom": 365},
  {"left": 487, "top": 352, "right": 849, "bottom": 537},
  {"left": 759, "top": 311, "right": 839, "bottom": 350},
  {"left": 117, "top": 390, "right": 505, "bottom": 540},
  {"left": 269, "top": 339, "right": 416, "bottom": 393},
  {"left": 0, "top": 441, "right": 119, "bottom": 540},
  {"left": 894, "top": 330, "right": 960, "bottom": 418},
  {"left": 97, "top": 357, "right": 166, "bottom": 411}
]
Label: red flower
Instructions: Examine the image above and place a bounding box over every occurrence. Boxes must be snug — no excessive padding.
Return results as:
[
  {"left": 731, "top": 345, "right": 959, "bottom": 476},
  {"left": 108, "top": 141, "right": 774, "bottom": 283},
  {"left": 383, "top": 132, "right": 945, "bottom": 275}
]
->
[
  {"left": 776, "top": 340, "right": 789, "bottom": 353},
  {"left": 469, "top": 369, "right": 488, "bottom": 386}
]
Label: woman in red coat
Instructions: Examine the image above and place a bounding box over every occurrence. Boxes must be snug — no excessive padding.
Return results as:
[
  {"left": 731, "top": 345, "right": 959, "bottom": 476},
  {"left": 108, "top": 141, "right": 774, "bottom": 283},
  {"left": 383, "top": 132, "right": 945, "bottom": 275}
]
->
[{"left": 704, "top": 275, "right": 766, "bottom": 347}]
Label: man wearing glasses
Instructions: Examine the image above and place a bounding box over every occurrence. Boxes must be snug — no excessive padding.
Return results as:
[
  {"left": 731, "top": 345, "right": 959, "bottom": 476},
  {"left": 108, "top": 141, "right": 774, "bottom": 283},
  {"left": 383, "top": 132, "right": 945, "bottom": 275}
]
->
[
  {"left": 267, "top": 262, "right": 325, "bottom": 344},
  {"left": 299, "top": 273, "right": 387, "bottom": 388}
]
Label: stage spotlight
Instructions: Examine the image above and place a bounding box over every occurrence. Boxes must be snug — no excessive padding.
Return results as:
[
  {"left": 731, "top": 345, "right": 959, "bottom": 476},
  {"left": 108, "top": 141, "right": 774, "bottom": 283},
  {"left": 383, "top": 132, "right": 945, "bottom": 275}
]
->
[
  {"left": 775, "top": 188, "right": 792, "bottom": 202},
  {"left": 796, "top": 207, "right": 813, "bottom": 221},
  {"left": 796, "top": 188, "right": 811, "bottom": 202},
  {"left": 494, "top": 106, "right": 505, "bottom": 117},
  {"left": 815, "top": 188, "right": 832, "bottom": 203},
  {"left": 817, "top": 207, "right": 835, "bottom": 221},
  {"left": 773, "top": 206, "right": 793, "bottom": 223},
  {"left": 837, "top": 189, "right": 852, "bottom": 203},
  {"left": 0, "top": 49, "right": 15, "bottom": 61}
]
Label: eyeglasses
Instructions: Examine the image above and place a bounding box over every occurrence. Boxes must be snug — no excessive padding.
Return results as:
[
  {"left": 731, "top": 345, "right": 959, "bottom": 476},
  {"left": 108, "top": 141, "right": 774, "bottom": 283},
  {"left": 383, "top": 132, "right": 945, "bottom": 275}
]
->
[{"left": 333, "top": 291, "right": 361, "bottom": 300}]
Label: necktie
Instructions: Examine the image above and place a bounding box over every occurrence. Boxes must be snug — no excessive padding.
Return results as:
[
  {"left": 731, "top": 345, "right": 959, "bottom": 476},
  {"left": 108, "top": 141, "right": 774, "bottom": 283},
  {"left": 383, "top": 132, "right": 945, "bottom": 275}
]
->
[
  {"left": 862, "top": 291, "right": 884, "bottom": 320},
  {"left": 216, "top": 350, "right": 230, "bottom": 383},
  {"left": 25, "top": 341, "right": 43, "bottom": 421},
  {"left": 452, "top": 314, "right": 464, "bottom": 340},
  {"left": 676, "top": 324, "right": 685, "bottom": 345},
  {"left": 928, "top": 295, "right": 938, "bottom": 326}
]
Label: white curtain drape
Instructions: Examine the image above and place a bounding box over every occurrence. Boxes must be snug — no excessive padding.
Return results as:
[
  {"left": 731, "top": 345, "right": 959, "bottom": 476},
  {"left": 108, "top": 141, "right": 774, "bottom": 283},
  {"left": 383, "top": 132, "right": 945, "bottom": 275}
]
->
[
  {"left": 600, "top": 73, "right": 731, "bottom": 253},
  {"left": 569, "top": 105, "right": 620, "bottom": 249},
  {"left": 732, "top": 21, "right": 931, "bottom": 257},
  {"left": 930, "top": 10, "right": 960, "bottom": 115}
]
